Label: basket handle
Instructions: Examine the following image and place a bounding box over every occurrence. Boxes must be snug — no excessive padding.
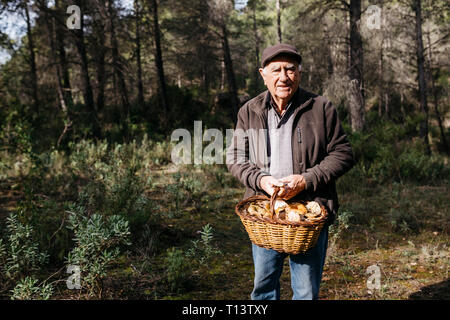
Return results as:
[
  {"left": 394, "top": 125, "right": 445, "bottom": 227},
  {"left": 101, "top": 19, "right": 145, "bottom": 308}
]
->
[{"left": 270, "top": 186, "right": 281, "bottom": 217}]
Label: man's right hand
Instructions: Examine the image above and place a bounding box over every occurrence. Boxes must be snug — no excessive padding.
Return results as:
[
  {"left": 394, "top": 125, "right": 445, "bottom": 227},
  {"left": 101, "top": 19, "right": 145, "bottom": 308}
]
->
[{"left": 259, "top": 175, "right": 284, "bottom": 197}]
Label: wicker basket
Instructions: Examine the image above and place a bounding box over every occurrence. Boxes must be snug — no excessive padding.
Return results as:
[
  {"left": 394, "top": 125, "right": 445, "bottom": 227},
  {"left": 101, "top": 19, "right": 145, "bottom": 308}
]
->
[{"left": 235, "top": 189, "right": 328, "bottom": 254}]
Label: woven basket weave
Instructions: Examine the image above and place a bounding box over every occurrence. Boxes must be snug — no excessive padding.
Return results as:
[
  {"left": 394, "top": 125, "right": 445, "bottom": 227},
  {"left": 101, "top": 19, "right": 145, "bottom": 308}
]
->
[{"left": 235, "top": 191, "right": 328, "bottom": 254}]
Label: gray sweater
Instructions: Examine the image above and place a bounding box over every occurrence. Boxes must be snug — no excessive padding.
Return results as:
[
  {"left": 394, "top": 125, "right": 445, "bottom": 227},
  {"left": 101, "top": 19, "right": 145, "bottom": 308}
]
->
[{"left": 267, "top": 99, "right": 297, "bottom": 179}]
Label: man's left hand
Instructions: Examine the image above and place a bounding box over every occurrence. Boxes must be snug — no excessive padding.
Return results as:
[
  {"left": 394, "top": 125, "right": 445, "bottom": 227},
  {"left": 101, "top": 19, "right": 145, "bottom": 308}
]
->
[{"left": 277, "top": 174, "right": 306, "bottom": 200}]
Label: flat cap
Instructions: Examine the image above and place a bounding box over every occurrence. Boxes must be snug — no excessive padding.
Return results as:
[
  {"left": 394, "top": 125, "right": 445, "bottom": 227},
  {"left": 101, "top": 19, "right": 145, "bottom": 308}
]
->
[{"left": 261, "top": 43, "right": 302, "bottom": 67}]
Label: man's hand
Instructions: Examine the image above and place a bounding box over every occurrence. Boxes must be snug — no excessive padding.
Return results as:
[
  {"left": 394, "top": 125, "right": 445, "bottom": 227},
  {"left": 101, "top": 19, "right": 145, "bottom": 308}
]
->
[
  {"left": 277, "top": 174, "right": 306, "bottom": 200},
  {"left": 259, "top": 175, "right": 284, "bottom": 197}
]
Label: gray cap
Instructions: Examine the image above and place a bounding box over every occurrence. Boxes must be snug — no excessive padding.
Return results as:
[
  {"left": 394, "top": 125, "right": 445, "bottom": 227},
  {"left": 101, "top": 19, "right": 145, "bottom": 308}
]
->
[{"left": 261, "top": 43, "right": 302, "bottom": 67}]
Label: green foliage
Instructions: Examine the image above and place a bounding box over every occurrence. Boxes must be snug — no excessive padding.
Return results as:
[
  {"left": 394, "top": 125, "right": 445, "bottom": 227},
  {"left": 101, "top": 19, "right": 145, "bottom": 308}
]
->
[
  {"left": 0, "top": 212, "right": 49, "bottom": 281},
  {"left": 165, "top": 224, "right": 221, "bottom": 293},
  {"left": 165, "top": 247, "right": 191, "bottom": 293},
  {"left": 329, "top": 210, "right": 354, "bottom": 248},
  {"left": 66, "top": 211, "right": 131, "bottom": 297},
  {"left": 165, "top": 171, "right": 208, "bottom": 213},
  {"left": 0, "top": 114, "right": 43, "bottom": 179},
  {"left": 203, "top": 164, "right": 242, "bottom": 189},
  {"left": 386, "top": 208, "right": 420, "bottom": 234},
  {"left": 346, "top": 116, "right": 449, "bottom": 184},
  {"left": 186, "top": 224, "right": 222, "bottom": 266},
  {"left": 67, "top": 137, "right": 162, "bottom": 233},
  {"left": 10, "top": 276, "right": 53, "bottom": 300},
  {"left": 12, "top": 188, "right": 71, "bottom": 265}
]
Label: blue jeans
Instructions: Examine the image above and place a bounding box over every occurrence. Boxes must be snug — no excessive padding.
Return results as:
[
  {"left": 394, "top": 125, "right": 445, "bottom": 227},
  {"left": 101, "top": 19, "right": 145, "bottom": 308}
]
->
[{"left": 251, "top": 227, "right": 328, "bottom": 300}]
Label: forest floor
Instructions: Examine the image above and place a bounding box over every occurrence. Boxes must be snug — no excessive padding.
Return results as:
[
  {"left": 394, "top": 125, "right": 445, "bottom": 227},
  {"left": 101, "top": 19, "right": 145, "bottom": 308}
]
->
[
  {"left": 0, "top": 164, "right": 448, "bottom": 300},
  {"left": 102, "top": 167, "right": 450, "bottom": 300}
]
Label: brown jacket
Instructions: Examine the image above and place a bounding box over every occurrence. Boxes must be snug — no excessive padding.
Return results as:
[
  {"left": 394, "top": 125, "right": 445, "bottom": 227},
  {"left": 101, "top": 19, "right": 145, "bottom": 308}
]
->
[{"left": 226, "top": 87, "right": 355, "bottom": 224}]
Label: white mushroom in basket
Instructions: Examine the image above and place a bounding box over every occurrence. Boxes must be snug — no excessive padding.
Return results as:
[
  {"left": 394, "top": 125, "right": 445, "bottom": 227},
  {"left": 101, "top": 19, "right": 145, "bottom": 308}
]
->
[
  {"left": 247, "top": 202, "right": 272, "bottom": 219},
  {"left": 306, "top": 201, "right": 321, "bottom": 215},
  {"left": 247, "top": 204, "right": 260, "bottom": 216},
  {"left": 273, "top": 199, "right": 288, "bottom": 212},
  {"left": 305, "top": 201, "right": 323, "bottom": 220},
  {"left": 272, "top": 200, "right": 288, "bottom": 220},
  {"left": 286, "top": 208, "right": 301, "bottom": 222}
]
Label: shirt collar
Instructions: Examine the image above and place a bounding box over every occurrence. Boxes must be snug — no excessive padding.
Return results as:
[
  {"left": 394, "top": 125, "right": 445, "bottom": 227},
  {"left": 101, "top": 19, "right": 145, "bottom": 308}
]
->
[{"left": 268, "top": 87, "right": 300, "bottom": 117}]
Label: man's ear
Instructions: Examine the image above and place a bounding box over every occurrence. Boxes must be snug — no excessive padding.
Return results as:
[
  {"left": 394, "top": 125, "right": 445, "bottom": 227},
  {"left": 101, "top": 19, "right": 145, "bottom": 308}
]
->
[{"left": 259, "top": 68, "right": 266, "bottom": 85}]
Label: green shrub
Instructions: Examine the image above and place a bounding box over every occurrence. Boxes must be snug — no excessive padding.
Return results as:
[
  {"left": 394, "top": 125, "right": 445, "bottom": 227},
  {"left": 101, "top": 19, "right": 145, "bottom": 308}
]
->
[
  {"left": 186, "top": 224, "right": 221, "bottom": 266},
  {"left": 329, "top": 210, "right": 354, "bottom": 248},
  {"left": 366, "top": 141, "right": 448, "bottom": 183},
  {"left": 386, "top": 208, "right": 420, "bottom": 234},
  {"left": 10, "top": 276, "right": 53, "bottom": 300},
  {"left": 165, "top": 247, "right": 191, "bottom": 293},
  {"left": 0, "top": 212, "right": 49, "bottom": 281},
  {"left": 346, "top": 118, "right": 449, "bottom": 184},
  {"left": 165, "top": 171, "right": 208, "bottom": 213},
  {"left": 165, "top": 224, "right": 221, "bottom": 293},
  {"left": 66, "top": 210, "right": 131, "bottom": 297}
]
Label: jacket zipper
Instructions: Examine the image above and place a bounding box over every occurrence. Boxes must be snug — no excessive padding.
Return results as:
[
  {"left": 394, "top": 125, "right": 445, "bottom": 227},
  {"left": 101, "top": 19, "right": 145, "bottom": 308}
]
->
[{"left": 297, "top": 127, "right": 302, "bottom": 143}]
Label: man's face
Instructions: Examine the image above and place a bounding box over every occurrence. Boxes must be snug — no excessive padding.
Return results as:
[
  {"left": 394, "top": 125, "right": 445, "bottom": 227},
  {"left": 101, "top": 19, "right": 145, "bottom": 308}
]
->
[{"left": 259, "top": 55, "right": 301, "bottom": 103}]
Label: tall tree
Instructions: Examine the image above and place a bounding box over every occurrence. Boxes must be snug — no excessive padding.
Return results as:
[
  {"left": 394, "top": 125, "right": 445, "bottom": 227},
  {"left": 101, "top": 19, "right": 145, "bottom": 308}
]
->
[
  {"left": 73, "top": 0, "right": 101, "bottom": 137},
  {"left": 245, "top": 0, "right": 269, "bottom": 96},
  {"left": 106, "top": 0, "right": 131, "bottom": 126},
  {"left": 302, "top": 0, "right": 366, "bottom": 131},
  {"left": 151, "top": 0, "right": 170, "bottom": 118},
  {"left": 210, "top": 0, "right": 239, "bottom": 123},
  {"left": 276, "top": 0, "right": 282, "bottom": 43},
  {"left": 347, "top": 0, "right": 365, "bottom": 131},
  {"left": 221, "top": 24, "right": 239, "bottom": 123},
  {"left": 412, "top": 0, "right": 430, "bottom": 154},
  {"left": 134, "top": 0, "right": 145, "bottom": 110},
  {"left": 23, "top": 0, "right": 39, "bottom": 120},
  {"left": 40, "top": 0, "right": 73, "bottom": 145},
  {"left": 54, "top": 0, "right": 73, "bottom": 108},
  {"left": 91, "top": 2, "right": 107, "bottom": 113},
  {"left": 349, "top": 0, "right": 363, "bottom": 90},
  {"left": 425, "top": 28, "right": 448, "bottom": 153}
]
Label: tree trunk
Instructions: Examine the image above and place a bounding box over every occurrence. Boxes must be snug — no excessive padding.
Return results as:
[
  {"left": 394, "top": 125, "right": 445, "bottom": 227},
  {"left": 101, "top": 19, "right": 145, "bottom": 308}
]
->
[
  {"left": 74, "top": 0, "right": 101, "bottom": 138},
  {"left": 348, "top": 0, "right": 365, "bottom": 131},
  {"left": 426, "top": 29, "right": 448, "bottom": 152},
  {"left": 378, "top": 6, "right": 384, "bottom": 118},
  {"left": 276, "top": 0, "right": 282, "bottom": 43},
  {"left": 221, "top": 24, "right": 239, "bottom": 124},
  {"left": 43, "top": 1, "right": 72, "bottom": 146},
  {"left": 135, "top": 1, "right": 145, "bottom": 110},
  {"left": 252, "top": 1, "right": 260, "bottom": 95},
  {"left": 347, "top": 79, "right": 365, "bottom": 132},
  {"left": 95, "top": 24, "right": 106, "bottom": 113},
  {"left": 221, "top": 60, "right": 225, "bottom": 91},
  {"left": 413, "top": 0, "right": 430, "bottom": 154},
  {"left": 90, "top": 1, "right": 107, "bottom": 113},
  {"left": 55, "top": 0, "right": 73, "bottom": 107},
  {"left": 349, "top": 0, "right": 363, "bottom": 87},
  {"left": 107, "top": 0, "right": 131, "bottom": 122},
  {"left": 152, "top": 0, "right": 169, "bottom": 118},
  {"left": 24, "top": 1, "right": 39, "bottom": 119}
]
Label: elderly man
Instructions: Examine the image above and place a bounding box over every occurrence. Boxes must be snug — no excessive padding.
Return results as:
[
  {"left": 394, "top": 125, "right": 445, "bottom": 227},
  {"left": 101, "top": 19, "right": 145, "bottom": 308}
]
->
[{"left": 226, "top": 43, "right": 354, "bottom": 300}]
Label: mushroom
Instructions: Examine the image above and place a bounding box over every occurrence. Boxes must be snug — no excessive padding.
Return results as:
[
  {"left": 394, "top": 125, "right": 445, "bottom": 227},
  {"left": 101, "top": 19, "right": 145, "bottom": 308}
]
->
[
  {"left": 306, "top": 201, "right": 321, "bottom": 215},
  {"left": 286, "top": 209, "right": 301, "bottom": 223}
]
